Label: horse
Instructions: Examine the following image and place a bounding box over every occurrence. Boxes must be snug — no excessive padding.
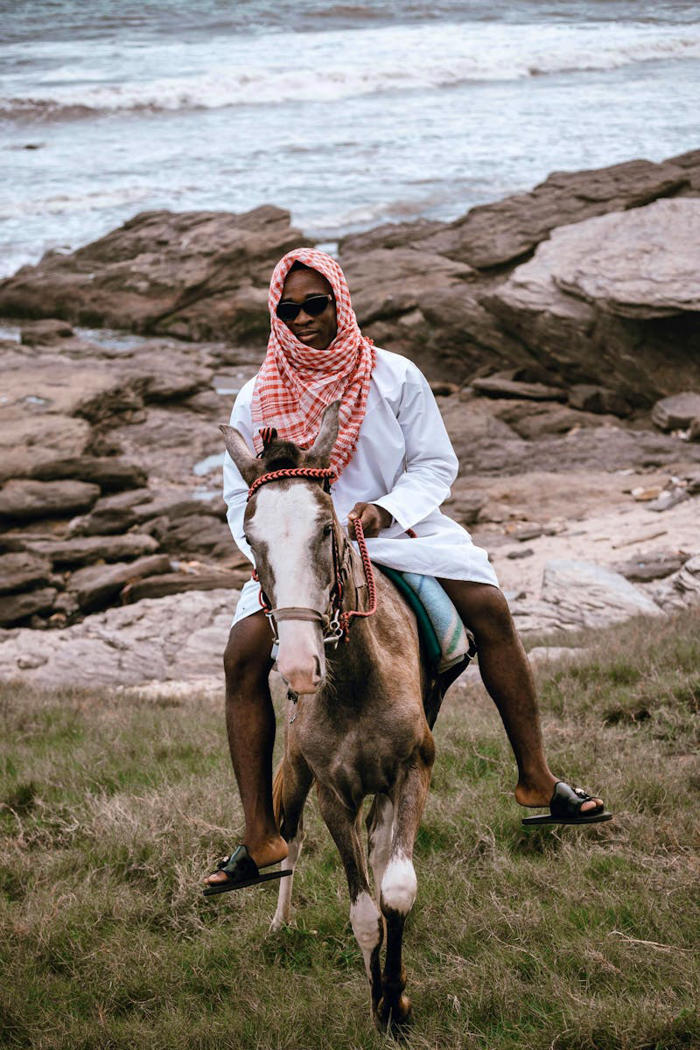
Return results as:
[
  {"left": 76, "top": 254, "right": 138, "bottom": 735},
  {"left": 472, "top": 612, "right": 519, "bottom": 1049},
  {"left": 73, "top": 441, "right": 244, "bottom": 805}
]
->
[{"left": 221, "top": 402, "right": 458, "bottom": 1033}]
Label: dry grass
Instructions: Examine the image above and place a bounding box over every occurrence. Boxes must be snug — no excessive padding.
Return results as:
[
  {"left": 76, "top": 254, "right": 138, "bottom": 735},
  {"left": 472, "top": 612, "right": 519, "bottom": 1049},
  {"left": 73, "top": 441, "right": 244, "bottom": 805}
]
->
[{"left": 1, "top": 610, "right": 698, "bottom": 1049}]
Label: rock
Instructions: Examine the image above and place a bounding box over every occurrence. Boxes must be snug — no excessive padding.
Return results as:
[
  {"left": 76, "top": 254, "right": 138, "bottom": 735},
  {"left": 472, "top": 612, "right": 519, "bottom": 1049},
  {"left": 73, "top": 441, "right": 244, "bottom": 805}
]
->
[
  {"left": 121, "top": 569, "right": 247, "bottom": 603},
  {"left": 490, "top": 401, "right": 614, "bottom": 440},
  {"left": 75, "top": 487, "right": 226, "bottom": 537},
  {"left": 631, "top": 486, "right": 663, "bottom": 502},
  {"left": 652, "top": 392, "right": 700, "bottom": 431},
  {"left": 672, "top": 555, "right": 700, "bottom": 601},
  {"left": 152, "top": 514, "right": 235, "bottom": 560},
  {"left": 431, "top": 382, "right": 460, "bottom": 397},
  {"left": 0, "top": 589, "right": 237, "bottom": 687},
  {"left": 20, "top": 318, "right": 74, "bottom": 346},
  {"left": 418, "top": 158, "right": 690, "bottom": 268},
  {"left": 615, "top": 551, "right": 687, "bottom": 582},
  {"left": 0, "top": 587, "right": 57, "bottom": 626},
  {"left": 29, "top": 456, "right": 147, "bottom": 491},
  {"left": 487, "top": 203, "right": 700, "bottom": 407},
  {"left": 527, "top": 646, "right": 590, "bottom": 665},
  {"left": 506, "top": 548, "right": 534, "bottom": 560},
  {"left": 552, "top": 199, "right": 700, "bottom": 318},
  {"left": 0, "top": 479, "right": 101, "bottom": 522},
  {"left": 19, "top": 532, "right": 160, "bottom": 567},
  {"left": 68, "top": 554, "right": 172, "bottom": 612},
  {"left": 0, "top": 551, "right": 52, "bottom": 593},
  {"left": 471, "top": 377, "right": 566, "bottom": 402},
  {"left": 683, "top": 468, "right": 700, "bottom": 495},
  {"left": 689, "top": 418, "right": 700, "bottom": 442},
  {"left": 0, "top": 415, "right": 91, "bottom": 485},
  {"left": 539, "top": 559, "right": 662, "bottom": 629},
  {"left": 0, "top": 358, "right": 144, "bottom": 423},
  {"left": 646, "top": 488, "right": 690, "bottom": 513},
  {"left": 0, "top": 206, "right": 310, "bottom": 340},
  {"left": 568, "top": 385, "right": 631, "bottom": 417}
]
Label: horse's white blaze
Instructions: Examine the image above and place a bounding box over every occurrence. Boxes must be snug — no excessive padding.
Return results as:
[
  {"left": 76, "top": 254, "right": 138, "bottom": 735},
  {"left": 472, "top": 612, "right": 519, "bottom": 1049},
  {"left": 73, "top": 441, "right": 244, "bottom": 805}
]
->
[
  {"left": 252, "top": 485, "right": 328, "bottom": 693},
  {"left": 270, "top": 834, "right": 302, "bottom": 931},
  {"left": 381, "top": 851, "right": 417, "bottom": 915},
  {"left": 350, "top": 891, "right": 382, "bottom": 978}
]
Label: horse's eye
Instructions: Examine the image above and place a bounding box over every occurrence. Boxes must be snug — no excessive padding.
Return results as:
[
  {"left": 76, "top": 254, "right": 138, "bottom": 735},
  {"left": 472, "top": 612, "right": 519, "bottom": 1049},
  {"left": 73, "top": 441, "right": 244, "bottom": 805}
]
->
[{"left": 323, "top": 522, "right": 333, "bottom": 536}]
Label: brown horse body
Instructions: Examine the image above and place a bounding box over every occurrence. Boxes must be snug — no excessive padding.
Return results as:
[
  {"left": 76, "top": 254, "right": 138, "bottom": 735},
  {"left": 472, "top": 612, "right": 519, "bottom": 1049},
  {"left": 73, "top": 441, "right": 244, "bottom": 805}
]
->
[{"left": 222, "top": 405, "right": 441, "bottom": 1032}]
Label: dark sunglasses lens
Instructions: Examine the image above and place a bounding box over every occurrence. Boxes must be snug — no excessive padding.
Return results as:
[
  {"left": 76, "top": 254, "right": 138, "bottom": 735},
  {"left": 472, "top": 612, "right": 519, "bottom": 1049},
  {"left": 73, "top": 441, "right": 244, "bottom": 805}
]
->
[
  {"left": 276, "top": 301, "right": 300, "bottom": 321},
  {"left": 303, "top": 295, "right": 331, "bottom": 317},
  {"left": 276, "top": 295, "right": 332, "bottom": 322}
]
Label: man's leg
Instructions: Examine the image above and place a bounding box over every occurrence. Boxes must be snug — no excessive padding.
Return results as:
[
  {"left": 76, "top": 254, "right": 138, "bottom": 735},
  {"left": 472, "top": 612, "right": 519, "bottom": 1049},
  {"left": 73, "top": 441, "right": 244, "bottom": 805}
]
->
[
  {"left": 438, "top": 580, "right": 602, "bottom": 813},
  {"left": 205, "top": 611, "right": 288, "bottom": 887}
]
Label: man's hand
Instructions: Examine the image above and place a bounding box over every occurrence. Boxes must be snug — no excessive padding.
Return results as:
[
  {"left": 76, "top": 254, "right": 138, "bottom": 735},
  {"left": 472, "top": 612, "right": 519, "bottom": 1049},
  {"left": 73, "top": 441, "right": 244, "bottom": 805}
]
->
[{"left": 347, "top": 502, "right": 392, "bottom": 538}]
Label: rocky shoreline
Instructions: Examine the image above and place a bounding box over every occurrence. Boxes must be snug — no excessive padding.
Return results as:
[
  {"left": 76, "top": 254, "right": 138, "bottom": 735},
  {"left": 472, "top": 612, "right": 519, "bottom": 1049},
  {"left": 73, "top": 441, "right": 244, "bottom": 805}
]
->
[{"left": 1, "top": 150, "right": 699, "bottom": 687}]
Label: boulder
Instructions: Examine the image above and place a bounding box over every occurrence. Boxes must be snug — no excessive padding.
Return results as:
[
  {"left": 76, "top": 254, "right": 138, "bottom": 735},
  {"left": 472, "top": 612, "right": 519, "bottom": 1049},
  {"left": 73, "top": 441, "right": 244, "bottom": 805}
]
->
[
  {"left": 416, "top": 158, "right": 690, "bottom": 268},
  {"left": 68, "top": 554, "right": 172, "bottom": 612},
  {"left": 0, "top": 479, "right": 101, "bottom": 522},
  {"left": 29, "top": 456, "right": 147, "bottom": 490},
  {"left": 614, "top": 551, "right": 687, "bottom": 582},
  {"left": 0, "top": 587, "right": 57, "bottom": 626},
  {"left": 470, "top": 377, "right": 566, "bottom": 402},
  {"left": 19, "top": 532, "right": 160, "bottom": 567},
  {"left": 0, "top": 551, "right": 52, "bottom": 593},
  {"left": 550, "top": 199, "right": 700, "bottom": 319},
  {"left": 121, "top": 569, "right": 247, "bottom": 603},
  {"left": 487, "top": 202, "right": 700, "bottom": 406},
  {"left": 0, "top": 415, "right": 91, "bottom": 485},
  {"left": 652, "top": 392, "right": 700, "bottom": 432},
  {"left": 567, "top": 385, "right": 631, "bottom": 418},
  {"left": 0, "top": 206, "right": 311, "bottom": 341},
  {"left": 540, "top": 559, "right": 662, "bottom": 629},
  {"left": 490, "top": 401, "right": 616, "bottom": 440}
]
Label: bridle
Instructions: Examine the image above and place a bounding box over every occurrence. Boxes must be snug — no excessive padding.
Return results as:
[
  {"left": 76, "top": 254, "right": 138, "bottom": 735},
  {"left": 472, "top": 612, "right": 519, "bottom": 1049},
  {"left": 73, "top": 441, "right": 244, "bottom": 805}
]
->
[{"left": 247, "top": 466, "right": 377, "bottom": 647}]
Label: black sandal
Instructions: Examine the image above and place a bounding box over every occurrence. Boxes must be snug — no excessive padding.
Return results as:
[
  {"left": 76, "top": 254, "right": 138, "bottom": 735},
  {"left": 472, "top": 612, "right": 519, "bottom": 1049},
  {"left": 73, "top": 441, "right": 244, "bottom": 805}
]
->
[
  {"left": 202, "top": 844, "right": 292, "bottom": 896},
  {"left": 522, "top": 781, "right": 612, "bottom": 826}
]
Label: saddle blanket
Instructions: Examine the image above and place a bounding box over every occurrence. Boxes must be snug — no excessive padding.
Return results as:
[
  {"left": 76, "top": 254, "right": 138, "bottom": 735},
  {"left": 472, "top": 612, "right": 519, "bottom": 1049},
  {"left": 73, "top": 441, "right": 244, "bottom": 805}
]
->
[{"left": 378, "top": 566, "right": 476, "bottom": 673}]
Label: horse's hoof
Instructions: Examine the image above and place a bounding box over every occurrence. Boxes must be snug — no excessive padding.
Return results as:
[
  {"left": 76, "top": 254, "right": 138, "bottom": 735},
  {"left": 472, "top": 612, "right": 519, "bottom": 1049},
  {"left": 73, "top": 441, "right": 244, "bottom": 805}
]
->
[{"left": 374, "top": 994, "right": 413, "bottom": 1035}]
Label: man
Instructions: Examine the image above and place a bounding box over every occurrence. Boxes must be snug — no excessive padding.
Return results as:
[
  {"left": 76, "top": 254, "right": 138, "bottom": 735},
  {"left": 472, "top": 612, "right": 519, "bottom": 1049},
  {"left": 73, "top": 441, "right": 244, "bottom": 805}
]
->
[{"left": 205, "top": 248, "right": 608, "bottom": 892}]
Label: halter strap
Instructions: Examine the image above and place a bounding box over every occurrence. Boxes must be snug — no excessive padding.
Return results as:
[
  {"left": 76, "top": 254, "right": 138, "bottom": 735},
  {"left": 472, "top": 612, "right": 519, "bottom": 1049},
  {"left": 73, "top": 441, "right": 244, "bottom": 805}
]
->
[{"left": 246, "top": 466, "right": 376, "bottom": 643}]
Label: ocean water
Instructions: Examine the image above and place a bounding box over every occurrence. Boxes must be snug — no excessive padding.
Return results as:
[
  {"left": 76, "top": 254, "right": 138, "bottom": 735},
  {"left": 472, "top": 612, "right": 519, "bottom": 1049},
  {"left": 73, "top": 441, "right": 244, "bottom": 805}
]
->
[{"left": 1, "top": 1, "right": 699, "bottom": 278}]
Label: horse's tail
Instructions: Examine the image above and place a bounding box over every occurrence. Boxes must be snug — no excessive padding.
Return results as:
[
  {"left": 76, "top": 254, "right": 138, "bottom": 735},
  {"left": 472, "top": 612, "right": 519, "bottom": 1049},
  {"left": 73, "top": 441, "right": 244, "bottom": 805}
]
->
[{"left": 272, "top": 761, "right": 285, "bottom": 837}]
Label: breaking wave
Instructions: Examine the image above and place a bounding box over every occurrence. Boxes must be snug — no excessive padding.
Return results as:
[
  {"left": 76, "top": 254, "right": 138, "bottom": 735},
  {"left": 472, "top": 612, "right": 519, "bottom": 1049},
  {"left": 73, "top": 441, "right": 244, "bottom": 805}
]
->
[{"left": 3, "top": 20, "right": 700, "bottom": 121}]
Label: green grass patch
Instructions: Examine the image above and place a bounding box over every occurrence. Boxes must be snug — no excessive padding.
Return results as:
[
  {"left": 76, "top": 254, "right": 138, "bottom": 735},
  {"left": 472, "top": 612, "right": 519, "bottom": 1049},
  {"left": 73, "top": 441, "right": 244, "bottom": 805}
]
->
[{"left": 1, "top": 610, "right": 698, "bottom": 1049}]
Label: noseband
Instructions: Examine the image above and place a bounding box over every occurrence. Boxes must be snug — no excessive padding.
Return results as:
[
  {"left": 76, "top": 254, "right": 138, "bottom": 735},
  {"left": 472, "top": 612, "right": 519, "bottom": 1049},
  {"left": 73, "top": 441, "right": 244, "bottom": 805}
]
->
[{"left": 246, "top": 467, "right": 377, "bottom": 646}]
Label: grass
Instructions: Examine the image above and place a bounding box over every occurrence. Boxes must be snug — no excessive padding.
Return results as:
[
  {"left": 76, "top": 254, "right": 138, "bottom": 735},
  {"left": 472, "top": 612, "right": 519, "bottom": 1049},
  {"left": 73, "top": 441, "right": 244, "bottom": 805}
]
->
[{"left": 1, "top": 610, "right": 698, "bottom": 1050}]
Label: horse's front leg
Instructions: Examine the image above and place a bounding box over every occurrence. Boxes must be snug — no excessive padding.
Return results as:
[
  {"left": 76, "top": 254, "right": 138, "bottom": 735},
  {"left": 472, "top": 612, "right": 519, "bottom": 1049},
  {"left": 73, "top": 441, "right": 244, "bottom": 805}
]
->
[
  {"left": 270, "top": 749, "right": 313, "bottom": 931},
  {"left": 377, "top": 749, "right": 433, "bottom": 1033},
  {"left": 317, "top": 786, "right": 384, "bottom": 1018}
]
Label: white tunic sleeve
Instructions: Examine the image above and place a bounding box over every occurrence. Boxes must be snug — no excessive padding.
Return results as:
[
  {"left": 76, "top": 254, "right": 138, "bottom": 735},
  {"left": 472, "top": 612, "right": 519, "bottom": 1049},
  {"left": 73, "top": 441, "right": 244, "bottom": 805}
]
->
[
  {"left": 370, "top": 363, "right": 458, "bottom": 532},
  {"left": 222, "top": 383, "right": 255, "bottom": 564}
]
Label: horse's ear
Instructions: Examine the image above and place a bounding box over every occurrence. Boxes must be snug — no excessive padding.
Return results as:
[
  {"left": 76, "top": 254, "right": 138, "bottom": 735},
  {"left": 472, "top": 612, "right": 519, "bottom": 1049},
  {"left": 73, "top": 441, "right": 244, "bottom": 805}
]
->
[
  {"left": 306, "top": 401, "right": 340, "bottom": 467},
  {"left": 219, "top": 425, "right": 262, "bottom": 486}
]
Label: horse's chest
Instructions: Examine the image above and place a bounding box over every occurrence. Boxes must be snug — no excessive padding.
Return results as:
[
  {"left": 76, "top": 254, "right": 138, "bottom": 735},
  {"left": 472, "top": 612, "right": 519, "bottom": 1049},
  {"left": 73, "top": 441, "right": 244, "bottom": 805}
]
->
[{"left": 295, "top": 709, "right": 420, "bottom": 800}]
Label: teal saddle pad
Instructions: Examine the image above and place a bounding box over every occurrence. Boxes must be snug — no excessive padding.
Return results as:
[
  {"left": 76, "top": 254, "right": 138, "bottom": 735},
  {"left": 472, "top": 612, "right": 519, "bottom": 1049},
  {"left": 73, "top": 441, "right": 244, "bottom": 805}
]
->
[{"left": 377, "top": 566, "right": 476, "bottom": 674}]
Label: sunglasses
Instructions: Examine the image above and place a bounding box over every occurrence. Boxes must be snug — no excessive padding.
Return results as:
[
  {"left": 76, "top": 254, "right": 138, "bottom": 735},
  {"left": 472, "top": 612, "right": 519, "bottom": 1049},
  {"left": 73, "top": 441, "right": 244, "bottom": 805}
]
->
[{"left": 275, "top": 293, "right": 334, "bottom": 323}]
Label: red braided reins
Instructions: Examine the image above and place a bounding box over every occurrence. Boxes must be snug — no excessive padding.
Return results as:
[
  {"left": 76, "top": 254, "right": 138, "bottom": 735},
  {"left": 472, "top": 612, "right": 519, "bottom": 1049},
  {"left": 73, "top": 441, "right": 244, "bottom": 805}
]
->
[{"left": 247, "top": 467, "right": 377, "bottom": 640}]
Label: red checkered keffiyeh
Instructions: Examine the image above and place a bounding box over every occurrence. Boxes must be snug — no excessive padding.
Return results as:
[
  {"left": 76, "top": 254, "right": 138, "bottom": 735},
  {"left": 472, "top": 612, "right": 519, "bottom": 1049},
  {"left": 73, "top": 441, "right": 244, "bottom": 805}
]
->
[{"left": 251, "top": 248, "right": 375, "bottom": 477}]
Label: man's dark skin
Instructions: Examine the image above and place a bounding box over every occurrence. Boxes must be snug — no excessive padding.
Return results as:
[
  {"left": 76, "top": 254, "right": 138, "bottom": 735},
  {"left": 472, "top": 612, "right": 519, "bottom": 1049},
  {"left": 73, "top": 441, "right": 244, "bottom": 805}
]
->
[{"left": 205, "top": 267, "right": 602, "bottom": 889}]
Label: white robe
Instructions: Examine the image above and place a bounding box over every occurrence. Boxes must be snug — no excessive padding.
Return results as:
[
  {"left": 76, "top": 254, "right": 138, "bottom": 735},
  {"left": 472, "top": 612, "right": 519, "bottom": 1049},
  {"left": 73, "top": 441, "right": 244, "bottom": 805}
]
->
[{"left": 224, "top": 347, "right": 499, "bottom": 624}]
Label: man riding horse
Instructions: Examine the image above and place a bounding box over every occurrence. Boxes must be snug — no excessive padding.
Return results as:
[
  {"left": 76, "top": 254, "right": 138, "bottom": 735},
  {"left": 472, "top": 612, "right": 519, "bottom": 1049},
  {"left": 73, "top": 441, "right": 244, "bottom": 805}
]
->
[{"left": 204, "top": 247, "right": 609, "bottom": 893}]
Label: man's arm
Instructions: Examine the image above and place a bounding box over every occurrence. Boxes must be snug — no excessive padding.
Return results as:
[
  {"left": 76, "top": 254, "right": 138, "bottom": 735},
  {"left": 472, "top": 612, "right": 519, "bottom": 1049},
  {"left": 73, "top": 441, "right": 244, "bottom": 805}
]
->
[
  {"left": 351, "top": 362, "right": 458, "bottom": 536},
  {"left": 222, "top": 386, "right": 256, "bottom": 564}
]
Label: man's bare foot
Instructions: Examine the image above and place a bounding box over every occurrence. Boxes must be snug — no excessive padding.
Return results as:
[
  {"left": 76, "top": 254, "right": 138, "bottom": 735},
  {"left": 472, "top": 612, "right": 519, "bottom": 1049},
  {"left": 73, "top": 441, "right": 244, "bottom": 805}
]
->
[
  {"left": 515, "top": 777, "right": 603, "bottom": 814},
  {"left": 204, "top": 834, "right": 288, "bottom": 887}
]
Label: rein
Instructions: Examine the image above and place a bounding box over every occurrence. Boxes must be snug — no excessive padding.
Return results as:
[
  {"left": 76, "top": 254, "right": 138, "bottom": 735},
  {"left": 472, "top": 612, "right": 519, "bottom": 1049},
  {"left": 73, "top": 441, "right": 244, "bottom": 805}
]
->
[{"left": 247, "top": 466, "right": 377, "bottom": 645}]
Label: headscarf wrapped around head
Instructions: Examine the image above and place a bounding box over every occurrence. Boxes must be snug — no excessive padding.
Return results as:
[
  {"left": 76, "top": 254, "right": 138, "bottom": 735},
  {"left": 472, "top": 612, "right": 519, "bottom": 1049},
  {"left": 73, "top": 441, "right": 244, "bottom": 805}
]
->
[{"left": 250, "top": 247, "right": 375, "bottom": 477}]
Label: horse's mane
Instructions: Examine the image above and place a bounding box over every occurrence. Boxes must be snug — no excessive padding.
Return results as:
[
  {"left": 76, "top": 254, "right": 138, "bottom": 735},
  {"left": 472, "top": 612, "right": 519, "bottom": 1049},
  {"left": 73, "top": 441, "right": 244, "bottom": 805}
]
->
[{"left": 259, "top": 440, "right": 304, "bottom": 472}]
